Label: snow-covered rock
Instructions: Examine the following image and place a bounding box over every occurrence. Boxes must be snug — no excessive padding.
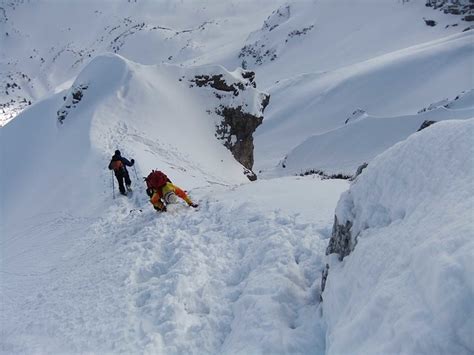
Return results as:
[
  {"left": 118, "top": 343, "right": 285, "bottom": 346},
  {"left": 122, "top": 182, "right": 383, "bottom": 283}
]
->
[
  {"left": 426, "top": 0, "right": 474, "bottom": 20},
  {"left": 187, "top": 68, "right": 270, "bottom": 177},
  {"left": 323, "top": 118, "right": 474, "bottom": 354}
]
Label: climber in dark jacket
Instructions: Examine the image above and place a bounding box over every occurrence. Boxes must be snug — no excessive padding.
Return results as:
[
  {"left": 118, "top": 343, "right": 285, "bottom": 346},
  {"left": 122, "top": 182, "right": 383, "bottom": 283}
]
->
[{"left": 108, "top": 150, "right": 135, "bottom": 195}]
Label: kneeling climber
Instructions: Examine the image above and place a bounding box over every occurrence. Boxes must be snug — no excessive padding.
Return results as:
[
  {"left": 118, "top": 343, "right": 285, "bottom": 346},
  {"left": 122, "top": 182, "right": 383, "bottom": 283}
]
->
[{"left": 145, "top": 170, "right": 198, "bottom": 212}]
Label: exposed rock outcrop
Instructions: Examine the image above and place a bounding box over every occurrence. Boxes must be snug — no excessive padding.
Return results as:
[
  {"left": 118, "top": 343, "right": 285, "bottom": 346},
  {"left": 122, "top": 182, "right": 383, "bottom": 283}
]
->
[
  {"left": 189, "top": 69, "right": 269, "bottom": 179},
  {"left": 325, "top": 163, "right": 368, "bottom": 260},
  {"left": 238, "top": 4, "right": 315, "bottom": 68},
  {"left": 424, "top": 18, "right": 437, "bottom": 26},
  {"left": 345, "top": 108, "right": 367, "bottom": 124},
  {"left": 351, "top": 162, "right": 368, "bottom": 180},
  {"left": 326, "top": 216, "right": 355, "bottom": 261},
  {"left": 193, "top": 74, "right": 250, "bottom": 94},
  {"left": 57, "top": 84, "right": 88, "bottom": 123},
  {"left": 417, "top": 120, "right": 437, "bottom": 131},
  {"left": 426, "top": 0, "right": 474, "bottom": 21},
  {"left": 297, "top": 169, "right": 352, "bottom": 180},
  {"left": 215, "top": 106, "right": 263, "bottom": 175},
  {"left": 319, "top": 263, "right": 329, "bottom": 302}
]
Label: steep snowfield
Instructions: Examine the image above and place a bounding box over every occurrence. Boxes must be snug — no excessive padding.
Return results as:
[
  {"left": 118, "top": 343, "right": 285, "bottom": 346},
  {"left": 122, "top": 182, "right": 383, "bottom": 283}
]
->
[
  {"left": 236, "top": 0, "right": 466, "bottom": 87},
  {"left": 1, "top": 53, "right": 265, "bottom": 227},
  {"left": 323, "top": 119, "right": 474, "bottom": 354},
  {"left": 255, "top": 30, "right": 474, "bottom": 174},
  {"left": 280, "top": 90, "right": 474, "bottom": 176},
  {"left": 1, "top": 175, "right": 348, "bottom": 353}
]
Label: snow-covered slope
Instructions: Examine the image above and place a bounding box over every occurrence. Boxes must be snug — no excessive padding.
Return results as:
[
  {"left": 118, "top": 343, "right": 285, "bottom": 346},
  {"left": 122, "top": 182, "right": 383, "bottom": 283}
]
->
[
  {"left": 237, "top": 0, "right": 469, "bottom": 87},
  {"left": 279, "top": 90, "right": 474, "bottom": 176},
  {"left": 2, "top": 0, "right": 471, "bottom": 127},
  {"left": 1, "top": 53, "right": 268, "bottom": 228},
  {"left": 255, "top": 30, "right": 474, "bottom": 174},
  {"left": 324, "top": 119, "right": 474, "bottom": 354},
  {"left": 1, "top": 1, "right": 473, "bottom": 354},
  {"left": 0, "top": 0, "right": 283, "bottom": 125},
  {"left": 1, "top": 173, "right": 348, "bottom": 353}
]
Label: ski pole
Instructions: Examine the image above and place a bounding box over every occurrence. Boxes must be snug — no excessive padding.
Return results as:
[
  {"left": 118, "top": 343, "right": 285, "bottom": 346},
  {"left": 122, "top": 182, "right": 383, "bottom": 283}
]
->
[
  {"left": 112, "top": 171, "right": 115, "bottom": 199},
  {"left": 133, "top": 164, "right": 139, "bottom": 180}
]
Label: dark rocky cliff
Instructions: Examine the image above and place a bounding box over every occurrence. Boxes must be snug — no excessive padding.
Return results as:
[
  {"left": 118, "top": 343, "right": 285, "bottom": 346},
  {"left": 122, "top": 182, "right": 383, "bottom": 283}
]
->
[{"left": 190, "top": 70, "right": 270, "bottom": 181}]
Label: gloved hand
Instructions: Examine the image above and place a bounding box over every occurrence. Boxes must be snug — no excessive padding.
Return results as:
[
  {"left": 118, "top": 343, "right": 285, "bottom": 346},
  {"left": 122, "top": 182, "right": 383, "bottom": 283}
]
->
[
  {"left": 154, "top": 205, "right": 167, "bottom": 212},
  {"left": 189, "top": 203, "right": 199, "bottom": 208},
  {"left": 146, "top": 187, "right": 154, "bottom": 197},
  {"left": 131, "top": 158, "right": 135, "bottom": 165}
]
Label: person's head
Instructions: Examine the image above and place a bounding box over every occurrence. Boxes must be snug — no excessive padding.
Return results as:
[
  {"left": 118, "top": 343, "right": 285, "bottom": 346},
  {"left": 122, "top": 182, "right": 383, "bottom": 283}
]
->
[{"left": 115, "top": 150, "right": 121, "bottom": 156}]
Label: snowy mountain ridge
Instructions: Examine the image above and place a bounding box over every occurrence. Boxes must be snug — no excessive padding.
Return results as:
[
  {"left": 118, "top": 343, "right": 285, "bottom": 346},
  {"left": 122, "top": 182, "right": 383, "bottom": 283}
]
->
[{"left": 1, "top": 1, "right": 473, "bottom": 354}]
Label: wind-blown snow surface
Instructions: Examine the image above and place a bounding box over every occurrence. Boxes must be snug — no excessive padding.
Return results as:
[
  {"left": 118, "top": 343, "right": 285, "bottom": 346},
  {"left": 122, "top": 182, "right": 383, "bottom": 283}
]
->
[
  {"left": 323, "top": 119, "right": 474, "bottom": 354},
  {"left": 280, "top": 90, "right": 474, "bottom": 176},
  {"left": 255, "top": 30, "right": 474, "bottom": 175},
  {"left": 1, "top": 175, "right": 347, "bottom": 354}
]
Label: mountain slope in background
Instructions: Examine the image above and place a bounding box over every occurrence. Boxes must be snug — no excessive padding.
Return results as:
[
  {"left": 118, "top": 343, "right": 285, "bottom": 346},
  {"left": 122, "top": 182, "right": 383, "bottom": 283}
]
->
[
  {"left": 254, "top": 30, "right": 474, "bottom": 175},
  {"left": 2, "top": 0, "right": 473, "bottom": 178},
  {"left": 279, "top": 89, "right": 474, "bottom": 176},
  {"left": 0, "top": 0, "right": 283, "bottom": 125}
]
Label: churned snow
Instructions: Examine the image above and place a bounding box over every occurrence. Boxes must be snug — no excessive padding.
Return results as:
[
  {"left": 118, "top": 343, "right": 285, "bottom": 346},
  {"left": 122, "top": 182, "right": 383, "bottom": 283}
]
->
[
  {"left": 324, "top": 119, "right": 474, "bottom": 354},
  {"left": 1, "top": 175, "right": 347, "bottom": 354}
]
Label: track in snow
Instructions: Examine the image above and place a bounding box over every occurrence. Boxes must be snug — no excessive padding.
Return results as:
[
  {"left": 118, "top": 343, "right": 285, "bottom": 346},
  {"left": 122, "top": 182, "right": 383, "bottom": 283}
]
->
[{"left": 1, "top": 178, "right": 347, "bottom": 354}]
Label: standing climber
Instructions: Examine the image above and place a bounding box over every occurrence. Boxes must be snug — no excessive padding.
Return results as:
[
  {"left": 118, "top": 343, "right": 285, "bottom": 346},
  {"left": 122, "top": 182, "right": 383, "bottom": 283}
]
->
[
  {"left": 108, "top": 150, "right": 135, "bottom": 195},
  {"left": 145, "top": 170, "right": 198, "bottom": 212}
]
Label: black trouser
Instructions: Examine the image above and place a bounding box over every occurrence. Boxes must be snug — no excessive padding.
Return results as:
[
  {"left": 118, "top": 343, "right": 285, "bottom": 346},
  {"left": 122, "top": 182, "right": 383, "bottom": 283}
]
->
[{"left": 115, "top": 170, "right": 131, "bottom": 194}]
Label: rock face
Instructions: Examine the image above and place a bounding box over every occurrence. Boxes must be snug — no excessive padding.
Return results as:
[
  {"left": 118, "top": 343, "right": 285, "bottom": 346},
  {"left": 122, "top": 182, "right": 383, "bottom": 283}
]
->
[
  {"left": 417, "top": 120, "right": 437, "bottom": 131},
  {"left": 216, "top": 106, "right": 263, "bottom": 174},
  {"left": 319, "top": 263, "right": 329, "bottom": 302},
  {"left": 426, "top": 0, "right": 474, "bottom": 20},
  {"left": 57, "top": 84, "right": 89, "bottom": 123},
  {"left": 325, "top": 162, "right": 368, "bottom": 260},
  {"left": 189, "top": 69, "right": 270, "bottom": 180},
  {"left": 351, "top": 162, "right": 368, "bottom": 180},
  {"left": 424, "top": 18, "right": 437, "bottom": 26},
  {"left": 344, "top": 108, "right": 367, "bottom": 124},
  {"left": 193, "top": 74, "right": 250, "bottom": 94},
  {"left": 326, "top": 216, "right": 354, "bottom": 261},
  {"left": 238, "top": 4, "right": 315, "bottom": 68}
]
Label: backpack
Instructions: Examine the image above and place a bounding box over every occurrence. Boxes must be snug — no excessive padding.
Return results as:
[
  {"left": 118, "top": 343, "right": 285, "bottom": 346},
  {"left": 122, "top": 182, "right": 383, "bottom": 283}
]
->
[
  {"left": 111, "top": 160, "right": 124, "bottom": 171},
  {"left": 145, "top": 170, "right": 170, "bottom": 190}
]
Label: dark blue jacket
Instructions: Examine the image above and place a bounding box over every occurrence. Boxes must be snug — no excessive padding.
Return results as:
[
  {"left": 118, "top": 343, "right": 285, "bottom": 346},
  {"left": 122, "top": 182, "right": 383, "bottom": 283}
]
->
[{"left": 108, "top": 154, "right": 134, "bottom": 175}]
